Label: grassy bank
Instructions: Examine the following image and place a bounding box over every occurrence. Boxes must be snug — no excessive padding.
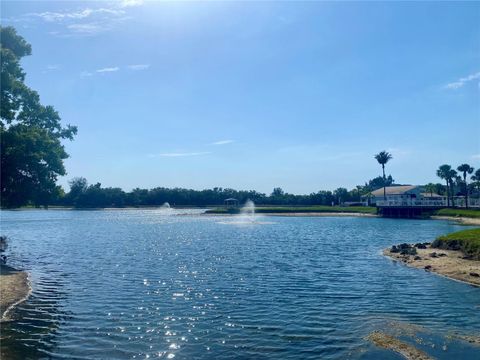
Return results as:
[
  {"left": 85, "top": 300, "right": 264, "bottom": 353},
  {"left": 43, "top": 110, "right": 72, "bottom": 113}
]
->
[
  {"left": 432, "top": 228, "right": 480, "bottom": 260},
  {"left": 432, "top": 208, "right": 480, "bottom": 218},
  {"left": 205, "top": 206, "right": 377, "bottom": 215}
]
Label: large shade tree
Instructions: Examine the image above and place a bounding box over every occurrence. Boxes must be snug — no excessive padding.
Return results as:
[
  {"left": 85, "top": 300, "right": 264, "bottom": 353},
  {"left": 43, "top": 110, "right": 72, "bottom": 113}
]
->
[
  {"left": 0, "top": 26, "right": 77, "bottom": 207},
  {"left": 374, "top": 151, "right": 393, "bottom": 200},
  {"left": 457, "top": 164, "right": 474, "bottom": 208}
]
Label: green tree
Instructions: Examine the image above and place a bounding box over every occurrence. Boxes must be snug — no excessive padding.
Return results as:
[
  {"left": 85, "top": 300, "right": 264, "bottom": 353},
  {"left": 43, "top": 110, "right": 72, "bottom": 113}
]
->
[
  {"left": 334, "top": 187, "right": 349, "bottom": 205},
  {"left": 355, "top": 185, "right": 363, "bottom": 201},
  {"left": 457, "top": 164, "right": 474, "bottom": 208},
  {"left": 424, "top": 183, "right": 436, "bottom": 197},
  {"left": 470, "top": 169, "right": 480, "bottom": 199},
  {"left": 271, "top": 187, "right": 284, "bottom": 197},
  {"left": 374, "top": 151, "right": 393, "bottom": 200},
  {"left": 66, "top": 177, "right": 88, "bottom": 206},
  {"left": 0, "top": 26, "right": 76, "bottom": 207},
  {"left": 436, "top": 165, "right": 457, "bottom": 207},
  {"left": 365, "top": 175, "right": 394, "bottom": 190}
]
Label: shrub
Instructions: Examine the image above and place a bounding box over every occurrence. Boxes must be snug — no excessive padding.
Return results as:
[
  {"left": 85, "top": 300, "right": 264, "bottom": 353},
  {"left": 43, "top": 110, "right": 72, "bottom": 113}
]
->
[{"left": 432, "top": 228, "right": 480, "bottom": 260}]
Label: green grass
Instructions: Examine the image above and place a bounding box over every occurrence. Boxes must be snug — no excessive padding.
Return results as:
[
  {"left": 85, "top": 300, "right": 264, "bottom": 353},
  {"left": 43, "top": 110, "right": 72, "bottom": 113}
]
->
[
  {"left": 205, "top": 206, "right": 377, "bottom": 215},
  {"left": 431, "top": 228, "right": 480, "bottom": 260},
  {"left": 432, "top": 208, "right": 480, "bottom": 218}
]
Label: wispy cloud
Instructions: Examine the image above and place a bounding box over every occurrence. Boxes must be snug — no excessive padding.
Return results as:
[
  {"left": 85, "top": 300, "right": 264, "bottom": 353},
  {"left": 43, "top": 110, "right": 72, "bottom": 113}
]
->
[
  {"left": 67, "top": 23, "right": 106, "bottom": 35},
  {"left": 211, "top": 140, "right": 234, "bottom": 145},
  {"left": 128, "top": 64, "right": 150, "bottom": 71},
  {"left": 150, "top": 152, "right": 212, "bottom": 158},
  {"left": 80, "top": 71, "right": 93, "bottom": 77},
  {"left": 5, "top": 2, "right": 144, "bottom": 37},
  {"left": 29, "top": 8, "right": 125, "bottom": 23},
  {"left": 81, "top": 64, "right": 149, "bottom": 77},
  {"left": 96, "top": 67, "right": 120, "bottom": 73},
  {"left": 120, "top": 0, "right": 144, "bottom": 8},
  {"left": 444, "top": 71, "right": 480, "bottom": 90},
  {"left": 472, "top": 154, "right": 480, "bottom": 160},
  {"left": 42, "top": 64, "right": 61, "bottom": 73}
]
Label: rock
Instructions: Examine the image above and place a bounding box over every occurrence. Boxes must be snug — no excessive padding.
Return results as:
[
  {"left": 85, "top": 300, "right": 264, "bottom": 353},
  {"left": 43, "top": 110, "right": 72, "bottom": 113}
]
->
[
  {"left": 414, "top": 243, "right": 427, "bottom": 249},
  {"left": 414, "top": 256, "right": 422, "bottom": 261},
  {"left": 400, "top": 247, "right": 417, "bottom": 256},
  {"left": 429, "top": 252, "right": 438, "bottom": 258},
  {"left": 438, "top": 253, "right": 447, "bottom": 257},
  {"left": 391, "top": 243, "right": 418, "bottom": 256},
  {"left": 470, "top": 272, "right": 480, "bottom": 278},
  {"left": 390, "top": 245, "right": 400, "bottom": 253},
  {"left": 424, "top": 265, "right": 432, "bottom": 270},
  {"left": 0, "top": 236, "right": 7, "bottom": 252}
]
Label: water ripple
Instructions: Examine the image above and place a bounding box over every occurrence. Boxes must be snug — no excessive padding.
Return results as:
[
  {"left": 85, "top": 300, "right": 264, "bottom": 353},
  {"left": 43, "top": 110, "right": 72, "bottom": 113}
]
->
[{"left": 1, "top": 211, "right": 479, "bottom": 359}]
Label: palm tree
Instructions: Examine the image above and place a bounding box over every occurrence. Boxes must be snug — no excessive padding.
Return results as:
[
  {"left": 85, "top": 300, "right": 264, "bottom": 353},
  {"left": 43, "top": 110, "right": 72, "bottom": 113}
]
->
[
  {"left": 471, "top": 169, "right": 480, "bottom": 199},
  {"left": 424, "top": 183, "right": 436, "bottom": 197},
  {"left": 437, "top": 164, "right": 453, "bottom": 207},
  {"left": 356, "top": 185, "right": 363, "bottom": 201},
  {"left": 448, "top": 170, "right": 458, "bottom": 206},
  {"left": 457, "top": 164, "right": 474, "bottom": 208},
  {"left": 374, "top": 151, "right": 393, "bottom": 200}
]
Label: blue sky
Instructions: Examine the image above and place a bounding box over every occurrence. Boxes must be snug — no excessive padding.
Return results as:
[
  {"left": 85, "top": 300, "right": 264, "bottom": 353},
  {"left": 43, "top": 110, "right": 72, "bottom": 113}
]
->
[{"left": 3, "top": 1, "right": 480, "bottom": 194}]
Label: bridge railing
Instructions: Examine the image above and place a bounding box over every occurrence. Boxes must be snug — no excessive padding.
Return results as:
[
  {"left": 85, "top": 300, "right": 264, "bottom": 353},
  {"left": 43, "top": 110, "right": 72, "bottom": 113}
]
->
[
  {"left": 376, "top": 199, "right": 445, "bottom": 207},
  {"left": 376, "top": 198, "right": 480, "bottom": 208}
]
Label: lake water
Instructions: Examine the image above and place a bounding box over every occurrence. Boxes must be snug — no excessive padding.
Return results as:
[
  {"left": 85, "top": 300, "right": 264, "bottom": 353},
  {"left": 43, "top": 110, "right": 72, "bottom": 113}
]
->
[{"left": 1, "top": 209, "right": 479, "bottom": 359}]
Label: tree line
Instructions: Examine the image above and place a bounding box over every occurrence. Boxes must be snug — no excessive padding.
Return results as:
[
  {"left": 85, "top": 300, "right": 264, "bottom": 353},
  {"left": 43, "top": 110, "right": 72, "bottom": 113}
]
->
[
  {"left": 55, "top": 176, "right": 395, "bottom": 208},
  {"left": 435, "top": 164, "right": 480, "bottom": 208},
  {"left": 55, "top": 166, "right": 479, "bottom": 209}
]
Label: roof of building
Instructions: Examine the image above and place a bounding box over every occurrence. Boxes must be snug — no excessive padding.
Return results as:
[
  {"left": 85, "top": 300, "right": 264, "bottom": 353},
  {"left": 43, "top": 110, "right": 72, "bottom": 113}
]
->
[
  {"left": 371, "top": 185, "right": 420, "bottom": 197},
  {"left": 224, "top": 198, "right": 238, "bottom": 201}
]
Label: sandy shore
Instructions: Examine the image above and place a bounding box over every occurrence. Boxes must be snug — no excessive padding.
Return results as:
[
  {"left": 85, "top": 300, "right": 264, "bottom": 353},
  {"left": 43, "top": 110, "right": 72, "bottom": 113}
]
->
[
  {"left": 0, "top": 265, "right": 30, "bottom": 321},
  {"left": 431, "top": 216, "right": 480, "bottom": 225},
  {"left": 384, "top": 245, "right": 480, "bottom": 287}
]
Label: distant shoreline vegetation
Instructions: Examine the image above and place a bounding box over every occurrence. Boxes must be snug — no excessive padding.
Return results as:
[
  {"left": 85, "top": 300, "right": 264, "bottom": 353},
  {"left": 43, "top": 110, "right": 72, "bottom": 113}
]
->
[{"left": 24, "top": 177, "right": 379, "bottom": 209}]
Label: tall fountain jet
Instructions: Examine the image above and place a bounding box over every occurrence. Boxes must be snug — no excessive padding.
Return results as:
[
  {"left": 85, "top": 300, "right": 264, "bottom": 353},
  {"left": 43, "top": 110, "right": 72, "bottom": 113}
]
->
[
  {"left": 239, "top": 200, "right": 255, "bottom": 222},
  {"left": 161, "top": 202, "right": 171, "bottom": 209}
]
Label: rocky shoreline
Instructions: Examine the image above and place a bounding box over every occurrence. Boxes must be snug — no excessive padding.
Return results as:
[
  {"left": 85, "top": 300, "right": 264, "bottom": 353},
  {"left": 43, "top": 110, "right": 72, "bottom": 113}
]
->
[
  {"left": 0, "top": 264, "right": 30, "bottom": 321},
  {"left": 384, "top": 243, "right": 480, "bottom": 287}
]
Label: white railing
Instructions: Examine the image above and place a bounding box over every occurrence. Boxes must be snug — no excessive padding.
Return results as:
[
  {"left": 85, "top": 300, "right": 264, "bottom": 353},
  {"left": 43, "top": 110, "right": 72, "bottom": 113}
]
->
[{"left": 376, "top": 198, "right": 480, "bottom": 208}]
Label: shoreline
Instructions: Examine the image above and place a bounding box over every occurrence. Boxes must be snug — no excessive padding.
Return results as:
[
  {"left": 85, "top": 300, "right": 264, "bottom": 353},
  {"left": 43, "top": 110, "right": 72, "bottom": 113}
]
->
[
  {"left": 383, "top": 245, "right": 480, "bottom": 287},
  {"left": 204, "top": 212, "right": 378, "bottom": 217},
  {"left": 0, "top": 264, "right": 31, "bottom": 321},
  {"left": 430, "top": 215, "right": 480, "bottom": 226},
  {"left": 254, "top": 212, "right": 377, "bottom": 217}
]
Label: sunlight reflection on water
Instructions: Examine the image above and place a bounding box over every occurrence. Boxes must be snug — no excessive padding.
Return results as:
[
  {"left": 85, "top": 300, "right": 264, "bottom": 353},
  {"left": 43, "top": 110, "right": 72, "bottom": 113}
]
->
[{"left": 0, "top": 210, "right": 479, "bottom": 359}]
